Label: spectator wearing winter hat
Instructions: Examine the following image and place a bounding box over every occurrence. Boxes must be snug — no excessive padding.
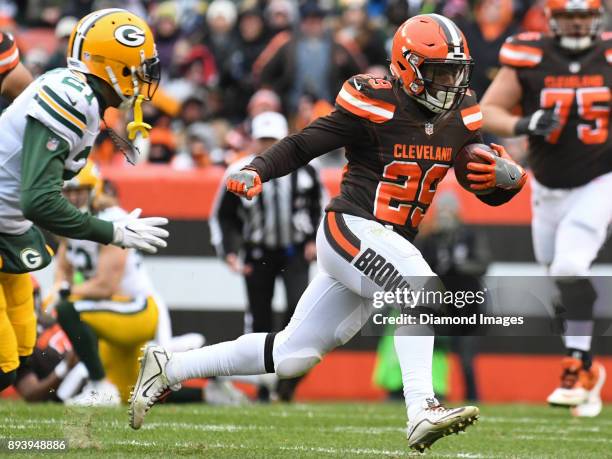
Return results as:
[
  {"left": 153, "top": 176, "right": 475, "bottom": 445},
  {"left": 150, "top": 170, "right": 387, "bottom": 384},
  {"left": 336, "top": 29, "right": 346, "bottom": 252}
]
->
[
  {"left": 205, "top": 0, "right": 240, "bottom": 74},
  {"left": 265, "top": 0, "right": 297, "bottom": 35},
  {"left": 152, "top": 1, "right": 182, "bottom": 72}
]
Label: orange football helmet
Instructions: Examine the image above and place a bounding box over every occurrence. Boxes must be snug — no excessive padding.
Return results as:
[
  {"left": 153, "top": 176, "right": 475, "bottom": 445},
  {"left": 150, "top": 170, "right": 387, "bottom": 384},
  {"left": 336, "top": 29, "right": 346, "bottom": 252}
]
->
[
  {"left": 545, "top": 0, "right": 603, "bottom": 50},
  {"left": 390, "top": 14, "right": 473, "bottom": 113}
]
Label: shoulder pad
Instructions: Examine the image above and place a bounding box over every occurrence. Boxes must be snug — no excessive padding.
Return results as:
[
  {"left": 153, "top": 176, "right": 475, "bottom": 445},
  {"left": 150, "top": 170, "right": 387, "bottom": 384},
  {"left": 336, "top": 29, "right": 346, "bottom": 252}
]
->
[
  {"left": 335, "top": 74, "right": 396, "bottom": 123},
  {"left": 26, "top": 69, "right": 100, "bottom": 149},
  {"left": 458, "top": 91, "right": 482, "bottom": 132},
  {"left": 499, "top": 33, "right": 544, "bottom": 68},
  {"left": 0, "top": 32, "right": 18, "bottom": 75}
]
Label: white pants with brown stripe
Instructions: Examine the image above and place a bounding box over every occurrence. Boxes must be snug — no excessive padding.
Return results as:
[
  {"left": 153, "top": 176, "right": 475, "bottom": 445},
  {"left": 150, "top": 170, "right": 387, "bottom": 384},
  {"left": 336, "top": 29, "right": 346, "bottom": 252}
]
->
[
  {"left": 531, "top": 172, "right": 612, "bottom": 351},
  {"left": 272, "top": 212, "right": 437, "bottom": 409},
  {"left": 166, "top": 212, "right": 438, "bottom": 414}
]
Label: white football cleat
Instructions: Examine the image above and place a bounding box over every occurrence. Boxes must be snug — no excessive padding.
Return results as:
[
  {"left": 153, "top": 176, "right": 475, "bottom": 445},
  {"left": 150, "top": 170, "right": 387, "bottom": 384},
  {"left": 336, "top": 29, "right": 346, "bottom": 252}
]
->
[
  {"left": 571, "top": 362, "right": 606, "bottom": 418},
  {"left": 65, "top": 379, "right": 121, "bottom": 407},
  {"left": 129, "top": 345, "right": 180, "bottom": 430},
  {"left": 547, "top": 357, "right": 590, "bottom": 407},
  {"left": 407, "top": 398, "right": 479, "bottom": 452}
]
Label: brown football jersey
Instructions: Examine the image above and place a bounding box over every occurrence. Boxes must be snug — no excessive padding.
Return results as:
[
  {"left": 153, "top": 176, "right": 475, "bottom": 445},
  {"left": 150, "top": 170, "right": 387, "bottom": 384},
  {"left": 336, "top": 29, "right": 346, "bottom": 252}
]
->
[
  {"left": 250, "top": 74, "right": 516, "bottom": 241},
  {"left": 500, "top": 32, "right": 612, "bottom": 188}
]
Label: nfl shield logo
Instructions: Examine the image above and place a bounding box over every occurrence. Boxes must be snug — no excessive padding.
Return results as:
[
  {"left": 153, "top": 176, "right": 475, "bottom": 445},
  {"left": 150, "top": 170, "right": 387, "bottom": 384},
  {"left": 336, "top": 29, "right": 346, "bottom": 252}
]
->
[
  {"left": 46, "top": 137, "right": 59, "bottom": 151},
  {"left": 424, "top": 122, "right": 434, "bottom": 136}
]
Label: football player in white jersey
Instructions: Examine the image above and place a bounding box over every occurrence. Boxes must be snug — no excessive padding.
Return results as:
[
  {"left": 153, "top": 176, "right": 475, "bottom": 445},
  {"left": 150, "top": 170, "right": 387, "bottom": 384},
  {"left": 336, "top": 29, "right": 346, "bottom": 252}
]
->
[
  {"left": 50, "top": 161, "right": 163, "bottom": 405},
  {"left": 0, "top": 9, "right": 169, "bottom": 393}
]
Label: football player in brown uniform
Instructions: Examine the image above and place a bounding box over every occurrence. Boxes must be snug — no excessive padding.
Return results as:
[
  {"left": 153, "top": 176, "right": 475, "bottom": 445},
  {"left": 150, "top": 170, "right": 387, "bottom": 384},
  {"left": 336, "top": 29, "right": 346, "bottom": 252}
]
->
[
  {"left": 481, "top": 0, "right": 609, "bottom": 417},
  {"left": 130, "top": 14, "right": 526, "bottom": 451}
]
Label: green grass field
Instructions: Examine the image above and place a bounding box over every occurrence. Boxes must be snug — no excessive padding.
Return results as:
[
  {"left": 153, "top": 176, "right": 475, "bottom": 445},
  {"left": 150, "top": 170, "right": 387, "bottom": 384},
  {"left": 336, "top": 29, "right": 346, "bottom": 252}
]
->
[{"left": 1, "top": 401, "right": 611, "bottom": 458}]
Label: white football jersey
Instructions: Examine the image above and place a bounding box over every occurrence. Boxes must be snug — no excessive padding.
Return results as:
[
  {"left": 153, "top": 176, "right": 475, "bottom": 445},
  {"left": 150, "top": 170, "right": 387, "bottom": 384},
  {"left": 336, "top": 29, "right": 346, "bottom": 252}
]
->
[
  {"left": 0, "top": 67, "right": 101, "bottom": 234},
  {"left": 65, "top": 206, "right": 155, "bottom": 299}
]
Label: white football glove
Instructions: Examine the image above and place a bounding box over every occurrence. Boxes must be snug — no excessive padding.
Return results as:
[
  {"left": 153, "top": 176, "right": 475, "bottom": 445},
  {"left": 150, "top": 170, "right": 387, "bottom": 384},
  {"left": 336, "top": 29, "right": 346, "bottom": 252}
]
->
[{"left": 112, "top": 208, "right": 169, "bottom": 254}]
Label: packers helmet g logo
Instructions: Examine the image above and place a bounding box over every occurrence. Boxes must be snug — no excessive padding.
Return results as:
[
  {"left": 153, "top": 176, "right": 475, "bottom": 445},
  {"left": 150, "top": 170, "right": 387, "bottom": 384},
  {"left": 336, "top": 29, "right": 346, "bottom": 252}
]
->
[
  {"left": 114, "top": 25, "right": 146, "bottom": 47},
  {"left": 20, "top": 248, "right": 42, "bottom": 270}
]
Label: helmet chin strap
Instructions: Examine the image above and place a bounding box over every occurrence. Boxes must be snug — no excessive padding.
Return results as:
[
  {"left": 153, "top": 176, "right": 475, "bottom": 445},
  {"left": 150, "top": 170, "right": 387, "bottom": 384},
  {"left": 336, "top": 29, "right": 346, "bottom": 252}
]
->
[
  {"left": 412, "top": 89, "right": 456, "bottom": 114},
  {"left": 105, "top": 65, "right": 140, "bottom": 106}
]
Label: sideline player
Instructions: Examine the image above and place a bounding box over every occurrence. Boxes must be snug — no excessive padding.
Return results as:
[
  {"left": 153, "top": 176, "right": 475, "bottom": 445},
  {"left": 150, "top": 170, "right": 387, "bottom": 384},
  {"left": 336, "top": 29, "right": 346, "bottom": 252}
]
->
[
  {"left": 131, "top": 14, "right": 526, "bottom": 451},
  {"left": 49, "top": 161, "right": 160, "bottom": 405},
  {"left": 0, "top": 9, "right": 169, "bottom": 394},
  {"left": 481, "top": 0, "right": 609, "bottom": 417}
]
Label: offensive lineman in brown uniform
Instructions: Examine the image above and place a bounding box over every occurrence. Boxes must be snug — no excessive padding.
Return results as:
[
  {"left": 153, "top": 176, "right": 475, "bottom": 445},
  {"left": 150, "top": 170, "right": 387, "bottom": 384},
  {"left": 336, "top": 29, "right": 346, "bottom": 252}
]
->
[
  {"left": 482, "top": 0, "right": 610, "bottom": 417},
  {"left": 131, "top": 14, "right": 526, "bottom": 451}
]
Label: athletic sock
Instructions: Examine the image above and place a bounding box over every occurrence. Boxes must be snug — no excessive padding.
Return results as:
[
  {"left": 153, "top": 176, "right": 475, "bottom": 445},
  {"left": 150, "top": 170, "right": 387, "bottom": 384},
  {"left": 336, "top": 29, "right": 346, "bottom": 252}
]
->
[
  {"left": 566, "top": 347, "right": 593, "bottom": 371},
  {"left": 165, "top": 333, "right": 268, "bottom": 386},
  {"left": 394, "top": 333, "right": 435, "bottom": 421},
  {"left": 564, "top": 320, "right": 593, "bottom": 355},
  {"left": 56, "top": 300, "right": 105, "bottom": 380}
]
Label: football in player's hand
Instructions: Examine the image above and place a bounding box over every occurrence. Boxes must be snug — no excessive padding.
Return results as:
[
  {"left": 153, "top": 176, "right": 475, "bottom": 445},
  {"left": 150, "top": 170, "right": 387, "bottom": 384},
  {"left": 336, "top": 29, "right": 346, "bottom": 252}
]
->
[{"left": 454, "top": 143, "right": 498, "bottom": 195}]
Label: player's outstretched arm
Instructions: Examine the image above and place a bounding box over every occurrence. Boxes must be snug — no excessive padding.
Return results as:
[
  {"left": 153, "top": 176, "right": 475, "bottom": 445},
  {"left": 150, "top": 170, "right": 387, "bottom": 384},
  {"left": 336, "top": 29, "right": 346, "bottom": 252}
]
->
[
  {"left": 249, "top": 109, "right": 364, "bottom": 182},
  {"left": 20, "top": 118, "right": 168, "bottom": 252},
  {"left": 227, "top": 109, "right": 364, "bottom": 199}
]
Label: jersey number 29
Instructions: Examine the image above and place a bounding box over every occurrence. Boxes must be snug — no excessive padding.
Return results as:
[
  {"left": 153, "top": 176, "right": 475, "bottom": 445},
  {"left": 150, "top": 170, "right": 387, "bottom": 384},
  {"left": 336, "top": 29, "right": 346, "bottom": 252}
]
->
[{"left": 374, "top": 162, "right": 449, "bottom": 228}]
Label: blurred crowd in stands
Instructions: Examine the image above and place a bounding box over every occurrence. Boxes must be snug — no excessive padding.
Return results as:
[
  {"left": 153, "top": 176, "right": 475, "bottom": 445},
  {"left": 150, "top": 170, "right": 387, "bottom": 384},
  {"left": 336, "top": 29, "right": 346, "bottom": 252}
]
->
[{"left": 2, "top": 0, "right": 611, "bottom": 169}]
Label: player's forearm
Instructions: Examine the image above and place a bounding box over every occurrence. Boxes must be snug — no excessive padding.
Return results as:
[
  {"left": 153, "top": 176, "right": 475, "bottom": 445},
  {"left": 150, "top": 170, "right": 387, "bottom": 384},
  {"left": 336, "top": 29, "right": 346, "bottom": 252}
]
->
[
  {"left": 21, "top": 188, "right": 113, "bottom": 243},
  {"left": 481, "top": 105, "right": 520, "bottom": 137},
  {"left": 20, "top": 118, "right": 114, "bottom": 243},
  {"left": 249, "top": 134, "right": 321, "bottom": 182}
]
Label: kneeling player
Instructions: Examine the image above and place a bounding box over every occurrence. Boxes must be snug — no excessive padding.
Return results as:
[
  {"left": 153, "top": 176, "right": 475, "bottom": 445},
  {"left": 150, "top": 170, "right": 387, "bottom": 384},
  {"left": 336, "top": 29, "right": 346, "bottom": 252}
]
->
[
  {"left": 51, "top": 162, "right": 160, "bottom": 405},
  {"left": 130, "top": 14, "right": 526, "bottom": 451}
]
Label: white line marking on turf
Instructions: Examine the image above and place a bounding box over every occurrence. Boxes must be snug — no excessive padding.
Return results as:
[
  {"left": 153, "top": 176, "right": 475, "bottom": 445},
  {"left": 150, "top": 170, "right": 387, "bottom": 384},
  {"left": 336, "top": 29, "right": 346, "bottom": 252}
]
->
[
  {"left": 111, "top": 440, "right": 496, "bottom": 458},
  {"left": 513, "top": 435, "right": 612, "bottom": 444},
  {"left": 484, "top": 416, "right": 612, "bottom": 426}
]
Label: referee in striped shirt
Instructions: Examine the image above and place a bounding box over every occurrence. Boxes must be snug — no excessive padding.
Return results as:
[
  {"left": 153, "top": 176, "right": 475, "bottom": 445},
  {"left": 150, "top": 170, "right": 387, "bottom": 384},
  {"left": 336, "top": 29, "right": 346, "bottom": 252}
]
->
[{"left": 210, "top": 112, "right": 323, "bottom": 400}]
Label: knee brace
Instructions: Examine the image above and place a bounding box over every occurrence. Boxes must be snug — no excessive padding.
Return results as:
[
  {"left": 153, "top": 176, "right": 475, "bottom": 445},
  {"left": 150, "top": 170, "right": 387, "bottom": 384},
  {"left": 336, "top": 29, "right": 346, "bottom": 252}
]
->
[
  {"left": 0, "top": 369, "right": 16, "bottom": 392},
  {"left": 275, "top": 352, "right": 321, "bottom": 379},
  {"left": 271, "top": 332, "right": 322, "bottom": 379}
]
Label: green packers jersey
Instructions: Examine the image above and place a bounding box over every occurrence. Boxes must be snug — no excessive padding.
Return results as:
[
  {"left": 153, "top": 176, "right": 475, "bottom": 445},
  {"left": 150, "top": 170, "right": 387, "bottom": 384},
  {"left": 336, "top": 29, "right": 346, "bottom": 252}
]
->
[{"left": 0, "top": 67, "right": 100, "bottom": 235}]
